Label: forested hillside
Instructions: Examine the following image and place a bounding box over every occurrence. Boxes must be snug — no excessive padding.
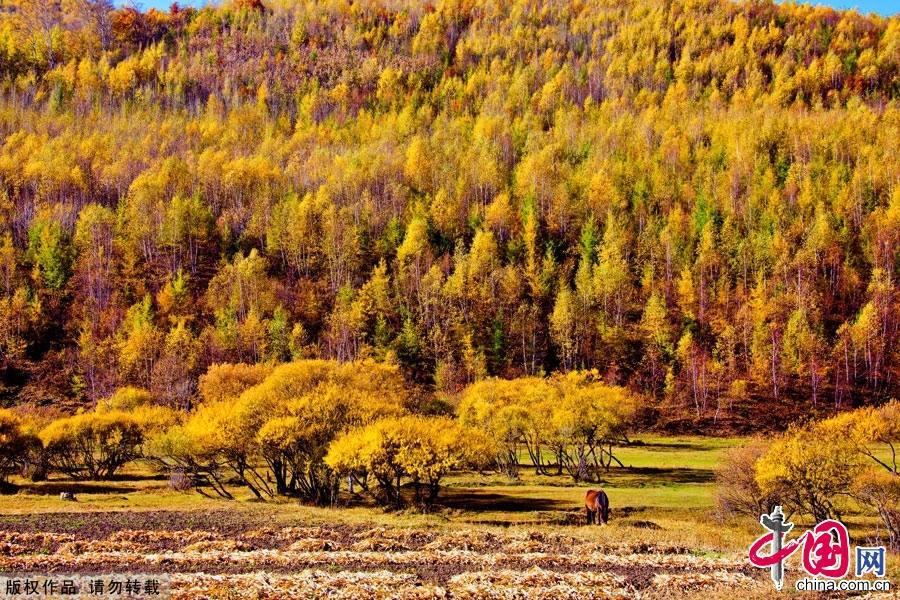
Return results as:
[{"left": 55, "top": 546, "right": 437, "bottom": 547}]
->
[{"left": 0, "top": 0, "right": 897, "bottom": 423}]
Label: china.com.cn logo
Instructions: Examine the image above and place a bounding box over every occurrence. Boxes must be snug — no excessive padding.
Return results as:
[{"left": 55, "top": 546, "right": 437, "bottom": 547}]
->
[{"left": 748, "top": 506, "right": 891, "bottom": 593}]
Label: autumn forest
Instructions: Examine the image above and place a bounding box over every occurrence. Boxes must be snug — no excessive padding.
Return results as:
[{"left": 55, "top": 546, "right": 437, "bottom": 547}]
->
[{"left": 0, "top": 0, "right": 897, "bottom": 429}]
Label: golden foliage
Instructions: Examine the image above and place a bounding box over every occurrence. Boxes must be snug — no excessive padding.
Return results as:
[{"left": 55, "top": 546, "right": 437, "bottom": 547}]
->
[
  {"left": 753, "top": 400, "right": 899, "bottom": 542},
  {"left": 326, "top": 415, "right": 494, "bottom": 505},
  {"left": 458, "top": 371, "right": 640, "bottom": 481},
  {"left": 152, "top": 359, "right": 409, "bottom": 502},
  {"left": 0, "top": 408, "right": 35, "bottom": 482}
]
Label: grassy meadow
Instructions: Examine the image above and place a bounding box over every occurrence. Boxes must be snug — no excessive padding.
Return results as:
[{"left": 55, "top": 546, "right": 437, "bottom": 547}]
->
[{"left": 2, "top": 435, "right": 736, "bottom": 521}]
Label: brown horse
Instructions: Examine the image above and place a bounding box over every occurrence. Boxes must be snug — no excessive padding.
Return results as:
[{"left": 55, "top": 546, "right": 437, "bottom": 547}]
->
[{"left": 584, "top": 489, "right": 609, "bottom": 525}]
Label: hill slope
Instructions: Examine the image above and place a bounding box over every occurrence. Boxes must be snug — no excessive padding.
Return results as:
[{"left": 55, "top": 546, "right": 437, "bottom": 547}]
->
[{"left": 0, "top": 0, "right": 897, "bottom": 422}]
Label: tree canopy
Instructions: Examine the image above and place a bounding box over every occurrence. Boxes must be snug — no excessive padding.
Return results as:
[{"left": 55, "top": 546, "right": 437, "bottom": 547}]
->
[{"left": 0, "top": 0, "right": 895, "bottom": 423}]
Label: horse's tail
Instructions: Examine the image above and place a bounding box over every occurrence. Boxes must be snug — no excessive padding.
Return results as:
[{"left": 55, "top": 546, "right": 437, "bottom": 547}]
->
[{"left": 598, "top": 490, "right": 609, "bottom": 523}]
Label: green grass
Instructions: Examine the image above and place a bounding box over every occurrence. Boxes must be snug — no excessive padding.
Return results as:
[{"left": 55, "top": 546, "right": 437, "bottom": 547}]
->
[
  {"left": 444, "top": 434, "right": 740, "bottom": 512},
  {"left": 615, "top": 435, "right": 745, "bottom": 470},
  {"left": 420, "top": 435, "right": 750, "bottom": 549}
]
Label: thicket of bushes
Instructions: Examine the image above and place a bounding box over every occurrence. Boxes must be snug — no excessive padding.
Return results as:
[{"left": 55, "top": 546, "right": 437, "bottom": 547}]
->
[
  {"left": 326, "top": 415, "right": 494, "bottom": 506},
  {"left": 717, "top": 400, "right": 900, "bottom": 549},
  {"left": 150, "top": 359, "right": 420, "bottom": 503},
  {"left": 458, "top": 372, "right": 639, "bottom": 480},
  {"left": 0, "top": 409, "right": 38, "bottom": 486},
  {"left": 0, "top": 360, "right": 641, "bottom": 506},
  {"left": 10, "top": 356, "right": 894, "bottom": 535}
]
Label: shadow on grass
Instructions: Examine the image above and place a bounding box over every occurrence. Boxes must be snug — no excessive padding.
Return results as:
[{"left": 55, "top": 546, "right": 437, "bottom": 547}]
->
[
  {"left": 627, "top": 440, "right": 721, "bottom": 452},
  {"left": 14, "top": 481, "right": 142, "bottom": 495},
  {"left": 439, "top": 489, "right": 647, "bottom": 527},
  {"left": 439, "top": 489, "right": 568, "bottom": 513},
  {"left": 106, "top": 472, "right": 168, "bottom": 482},
  {"left": 603, "top": 467, "right": 715, "bottom": 486}
]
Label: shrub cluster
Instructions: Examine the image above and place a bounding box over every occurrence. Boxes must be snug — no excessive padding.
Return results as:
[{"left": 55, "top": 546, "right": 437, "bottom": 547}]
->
[
  {"left": 0, "top": 409, "right": 39, "bottom": 485},
  {"left": 326, "top": 415, "right": 494, "bottom": 506},
  {"left": 150, "top": 359, "right": 492, "bottom": 506},
  {"left": 2, "top": 361, "right": 638, "bottom": 508},
  {"left": 717, "top": 400, "right": 900, "bottom": 549},
  {"left": 0, "top": 389, "right": 175, "bottom": 483},
  {"left": 458, "top": 371, "right": 640, "bottom": 480}
]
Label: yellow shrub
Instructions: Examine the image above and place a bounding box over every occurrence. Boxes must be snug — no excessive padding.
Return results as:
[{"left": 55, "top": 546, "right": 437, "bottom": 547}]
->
[
  {"left": 0, "top": 409, "right": 34, "bottom": 482},
  {"left": 148, "top": 401, "right": 227, "bottom": 466},
  {"left": 39, "top": 410, "right": 144, "bottom": 480},
  {"left": 458, "top": 372, "right": 640, "bottom": 480},
  {"left": 129, "top": 404, "right": 179, "bottom": 435},
  {"left": 98, "top": 386, "right": 154, "bottom": 412},
  {"left": 197, "top": 362, "right": 274, "bottom": 404},
  {"left": 755, "top": 423, "right": 860, "bottom": 522},
  {"left": 326, "top": 415, "right": 494, "bottom": 506},
  {"left": 853, "top": 468, "right": 900, "bottom": 550},
  {"left": 152, "top": 359, "right": 410, "bottom": 502}
]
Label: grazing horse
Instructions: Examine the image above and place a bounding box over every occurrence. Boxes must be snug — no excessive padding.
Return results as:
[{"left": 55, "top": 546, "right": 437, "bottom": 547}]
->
[{"left": 584, "top": 489, "right": 609, "bottom": 525}]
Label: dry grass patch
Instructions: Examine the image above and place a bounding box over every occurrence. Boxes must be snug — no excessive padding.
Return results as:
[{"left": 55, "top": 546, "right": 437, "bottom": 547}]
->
[
  {"left": 448, "top": 568, "right": 632, "bottom": 599},
  {"left": 56, "top": 540, "right": 147, "bottom": 555},
  {"left": 107, "top": 529, "right": 221, "bottom": 545},
  {"left": 181, "top": 540, "right": 253, "bottom": 553},
  {"left": 169, "top": 571, "right": 442, "bottom": 600}
]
